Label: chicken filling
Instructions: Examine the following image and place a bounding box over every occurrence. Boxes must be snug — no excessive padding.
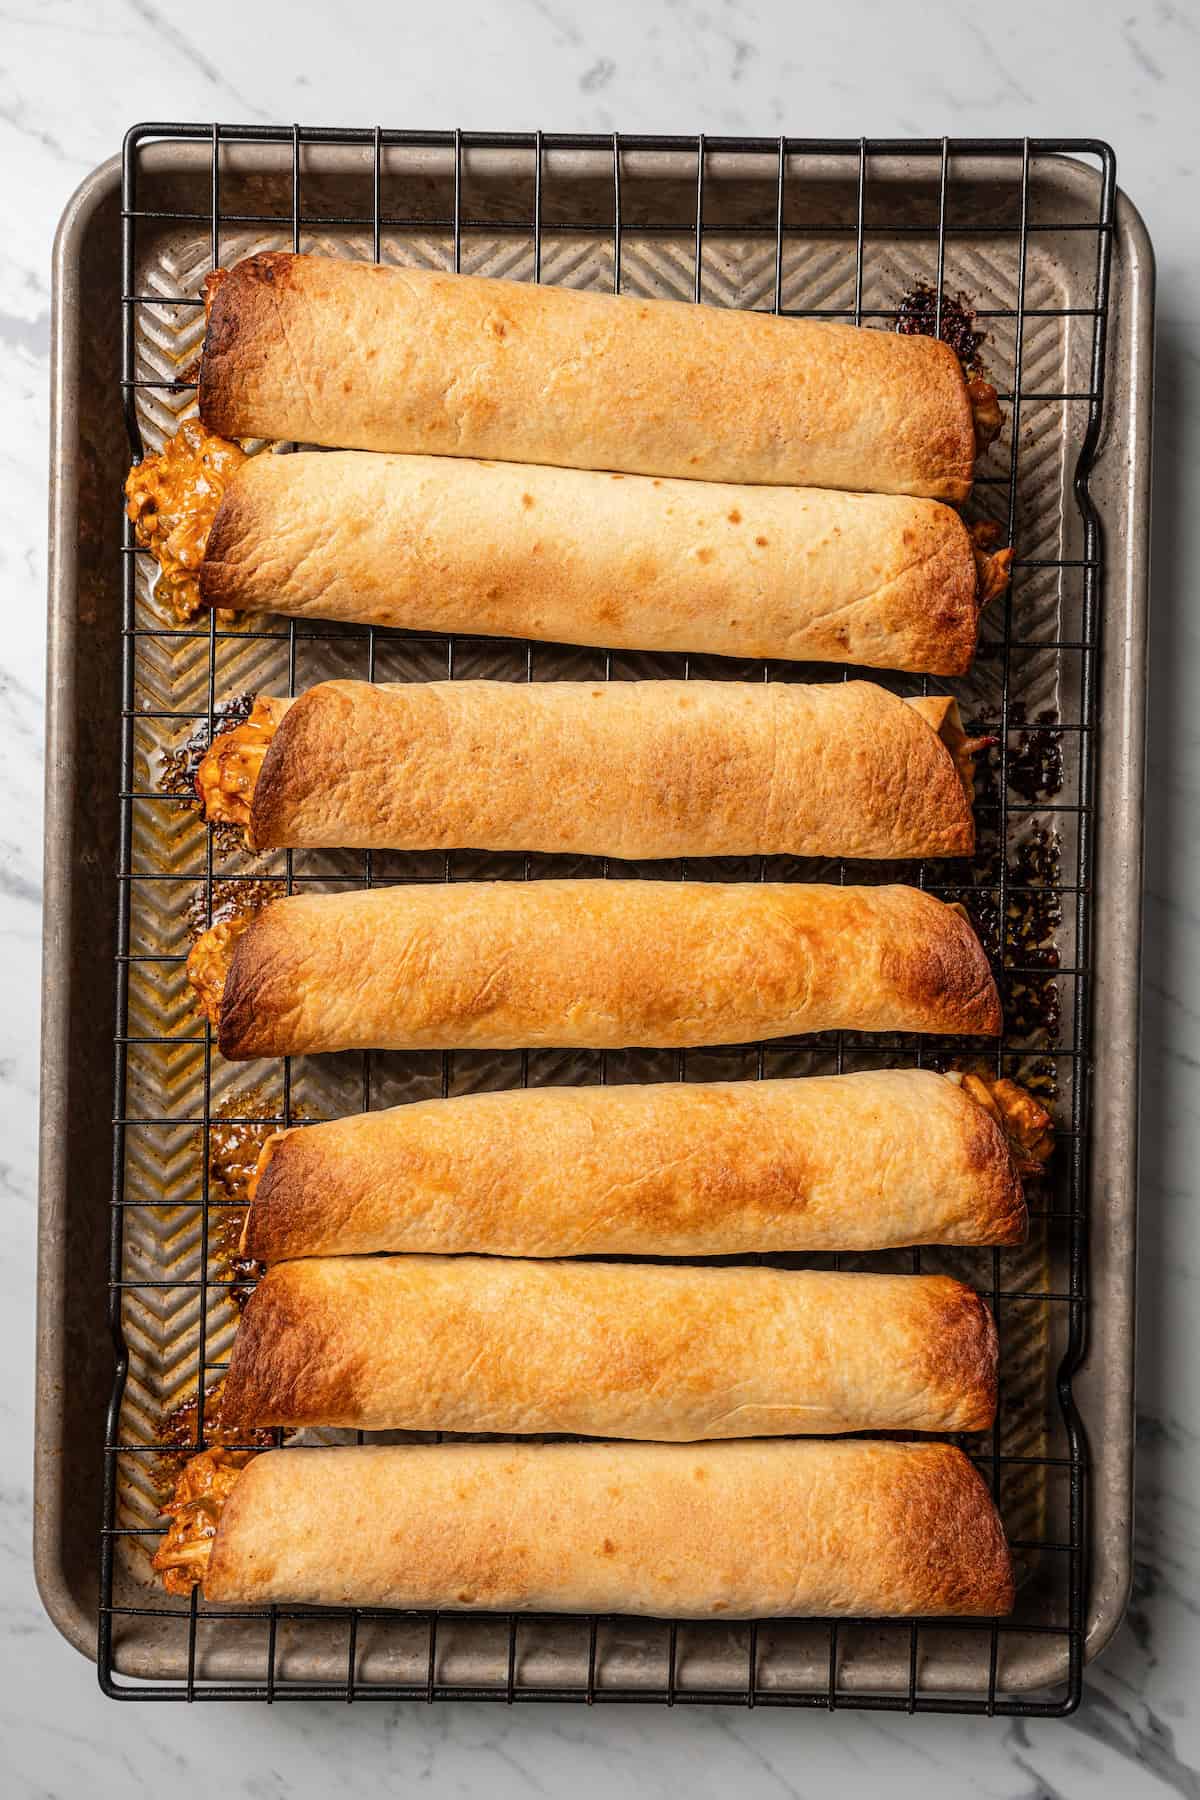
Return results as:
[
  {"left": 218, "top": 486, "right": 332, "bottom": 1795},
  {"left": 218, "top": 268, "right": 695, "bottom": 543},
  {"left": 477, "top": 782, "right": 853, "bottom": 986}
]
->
[
  {"left": 151, "top": 1447, "right": 254, "bottom": 1595},
  {"left": 124, "top": 419, "right": 245, "bottom": 622},
  {"left": 195, "top": 695, "right": 291, "bottom": 838}
]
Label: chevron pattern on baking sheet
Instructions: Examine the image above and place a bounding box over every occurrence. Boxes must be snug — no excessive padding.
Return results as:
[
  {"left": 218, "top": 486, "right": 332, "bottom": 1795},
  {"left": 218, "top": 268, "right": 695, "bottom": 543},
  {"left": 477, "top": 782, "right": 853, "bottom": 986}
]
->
[{"left": 115, "top": 210, "right": 1073, "bottom": 1638}]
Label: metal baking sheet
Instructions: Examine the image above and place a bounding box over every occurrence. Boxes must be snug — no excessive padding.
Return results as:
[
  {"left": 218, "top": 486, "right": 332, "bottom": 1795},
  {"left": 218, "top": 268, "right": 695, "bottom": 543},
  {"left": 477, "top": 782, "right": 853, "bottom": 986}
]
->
[{"left": 37, "top": 136, "right": 1151, "bottom": 1705}]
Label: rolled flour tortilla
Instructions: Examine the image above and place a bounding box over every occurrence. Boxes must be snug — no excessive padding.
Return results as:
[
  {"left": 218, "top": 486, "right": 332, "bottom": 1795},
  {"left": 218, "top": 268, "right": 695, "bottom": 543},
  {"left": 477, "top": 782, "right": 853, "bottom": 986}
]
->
[
  {"left": 199, "top": 253, "right": 1001, "bottom": 500},
  {"left": 186, "top": 879, "right": 1002, "bottom": 1058},
  {"left": 192, "top": 445, "right": 1009, "bottom": 673},
  {"left": 242, "top": 1068, "right": 1048, "bottom": 1262},
  {"left": 154, "top": 1438, "right": 1015, "bottom": 1618},
  {"left": 196, "top": 679, "right": 983, "bottom": 860},
  {"left": 219, "top": 1256, "right": 998, "bottom": 1438}
]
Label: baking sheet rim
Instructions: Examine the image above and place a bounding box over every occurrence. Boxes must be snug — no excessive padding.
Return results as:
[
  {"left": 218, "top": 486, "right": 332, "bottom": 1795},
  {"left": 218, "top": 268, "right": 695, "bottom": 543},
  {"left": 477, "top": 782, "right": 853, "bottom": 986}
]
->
[{"left": 34, "top": 142, "right": 1149, "bottom": 1695}]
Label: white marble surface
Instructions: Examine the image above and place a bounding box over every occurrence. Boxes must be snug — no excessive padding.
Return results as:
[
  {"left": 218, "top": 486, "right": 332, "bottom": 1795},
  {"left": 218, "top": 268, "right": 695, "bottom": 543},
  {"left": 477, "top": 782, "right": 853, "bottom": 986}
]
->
[{"left": 3, "top": 0, "right": 1196, "bottom": 1792}]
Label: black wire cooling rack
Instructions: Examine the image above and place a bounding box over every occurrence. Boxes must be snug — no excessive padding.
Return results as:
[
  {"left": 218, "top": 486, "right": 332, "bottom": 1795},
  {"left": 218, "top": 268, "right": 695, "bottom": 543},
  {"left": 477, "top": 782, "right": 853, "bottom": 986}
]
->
[{"left": 101, "top": 127, "right": 1116, "bottom": 1711}]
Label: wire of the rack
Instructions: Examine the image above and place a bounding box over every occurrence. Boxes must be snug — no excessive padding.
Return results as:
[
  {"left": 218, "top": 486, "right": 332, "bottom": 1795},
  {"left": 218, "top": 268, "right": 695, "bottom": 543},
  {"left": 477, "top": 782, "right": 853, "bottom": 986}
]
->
[{"left": 101, "top": 127, "right": 1114, "bottom": 1713}]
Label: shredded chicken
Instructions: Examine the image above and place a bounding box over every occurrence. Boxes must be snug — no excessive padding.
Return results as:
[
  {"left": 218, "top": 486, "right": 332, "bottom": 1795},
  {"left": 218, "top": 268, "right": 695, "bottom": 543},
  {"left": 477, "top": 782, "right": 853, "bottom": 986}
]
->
[
  {"left": 186, "top": 914, "right": 253, "bottom": 1025},
  {"left": 203, "top": 267, "right": 229, "bottom": 321},
  {"left": 969, "top": 520, "right": 1014, "bottom": 608},
  {"left": 969, "top": 377, "right": 1005, "bottom": 453},
  {"left": 152, "top": 1447, "right": 254, "bottom": 1595},
  {"left": 124, "top": 419, "right": 245, "bottom": 622},
  {"left": 245, "top": 1129, "right": 287, "bottom": 1209},
  {"left": 975, "top": 545, "right": 1014, "bottom": 606},
  {"left": 957, "top": 1072, "right": 1054, "bottom": 1172},
  {"left": 196, "top": 695, "right": 291, "bottom": 838}
]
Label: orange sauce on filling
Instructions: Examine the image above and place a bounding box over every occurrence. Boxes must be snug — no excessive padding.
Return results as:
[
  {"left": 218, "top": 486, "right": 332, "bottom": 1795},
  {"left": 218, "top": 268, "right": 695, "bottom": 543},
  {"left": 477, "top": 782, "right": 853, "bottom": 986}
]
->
[
  {"left": 195, "top": 695, "right": 289, "bottom": 836},
  {"left": 125, "top": 419, "right": 245, "bottom": 622}
]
